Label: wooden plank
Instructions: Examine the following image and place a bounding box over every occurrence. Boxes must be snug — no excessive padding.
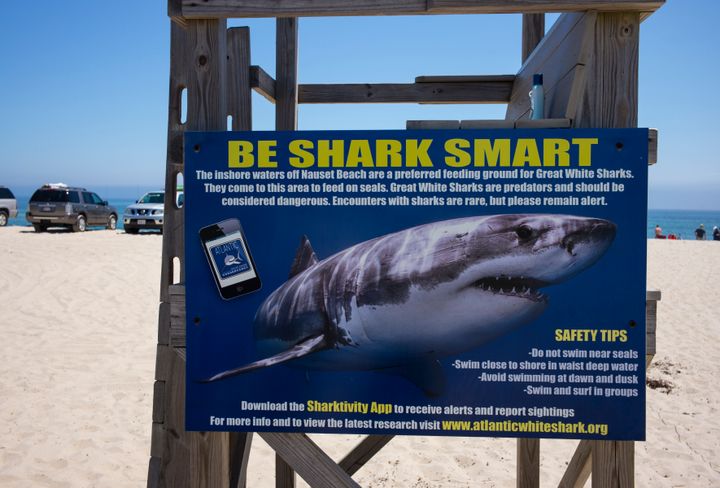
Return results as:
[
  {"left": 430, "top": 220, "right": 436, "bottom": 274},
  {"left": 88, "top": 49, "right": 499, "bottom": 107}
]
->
[
  {"left": 461, "top": 119, "right": 514, "bottom": 129},
  {"left": 250, "top": 65, "right": 277, "bottom": 103},
  {"left": 276, "top": 18, "right": 299, "bottom": 130},
  {"left": 147, "top": 455, "right": 162, "bottom": 488},
  {"left": 184, "top": 18, "right": 231, "bottom": 488},
  {"left": 155, "top": 345, "right": 172, "bottom": 381},
  {"left": 507, "top": 12, "right": 596, "bottom": 121},
  {"left": 406, "top": 120, "right": 460, "bottom": 129},
  {"left": 517, "top": 438, "right": 540, "bottom": 488},
  {"left": 260, "top": 433, "right": 360, "bottom": 488},
  {"left": 522, "top": 14, "right": 545, "bottom": 63},
  {"left": 229, "top": 433, "right": 253, "bottom": 488},
  {"left": 179, "top": 1, "right": 664, "bottom": 19},
  {"left": 514, "top": 118, "right": 571, "bottom": 128},
  {"left": 592, "top": 441, "right": 634, "bottom": 488},
  {"left": 577, "top": 12, "right": 639, "bottom": 128},
  {"left": 170, "top": 294, "right": 186, "bottom": 348},
  {"left": 415, "top": 74, "right": 515, "bottom": 83},
  {"left": 299, "top": 80, "right": 512, "bottom": 104},
  {"left": 339, "top": 435, "right": 394, "bottom": 475},
  {"left": 276, "top": 453, "right": 296, "bottom": 488},
  {"left": 227, "top": 27, "right": 252, "bottom": 131},
  {"left": 152, "top": 381, "right": 166, "bottom": 423},
  {"left": 559, "top": 440, "right": 592, "bottom": 488},
  {"left": 157, "top": 302, "right": 170, "bottom": 346},
  {"left": 648, "top": 128, "right": 657, "bottom": 165}
]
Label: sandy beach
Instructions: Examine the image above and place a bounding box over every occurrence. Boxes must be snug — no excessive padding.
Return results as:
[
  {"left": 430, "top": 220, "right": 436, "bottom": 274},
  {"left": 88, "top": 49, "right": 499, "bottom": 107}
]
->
[{"left": 0, "top": 226, "right": 718, "bottom": 487}]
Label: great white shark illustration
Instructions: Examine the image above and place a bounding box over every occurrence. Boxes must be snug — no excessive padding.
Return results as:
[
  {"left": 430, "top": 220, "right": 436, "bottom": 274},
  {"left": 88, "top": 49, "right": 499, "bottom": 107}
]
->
[{"left": 204, "top": 214, "right": 616, "bottom": 395}]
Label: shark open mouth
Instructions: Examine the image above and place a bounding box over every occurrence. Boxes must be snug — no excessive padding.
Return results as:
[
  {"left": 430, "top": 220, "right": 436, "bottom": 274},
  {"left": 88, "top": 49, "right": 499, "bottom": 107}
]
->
[{"left": 472, "top": 275, "right": 549, "bottom": 302}]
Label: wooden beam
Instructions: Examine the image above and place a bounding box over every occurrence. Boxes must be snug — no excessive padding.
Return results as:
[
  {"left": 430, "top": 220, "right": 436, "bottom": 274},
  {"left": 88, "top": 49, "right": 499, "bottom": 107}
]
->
[
  {"left": 227, "top": 27, "right": 252, "bottom": 130},
  {"left": 299, "top": 80, "right": 513, "bottom": 104},
  {"left": 250, "top": 65, "right": 277, "bottom": 103},
  {"left": 592, "top": 441, "right": 634, "bottom": 488},
  {"left": 517, "top": 439, "right": 540, "bottom": 488},
  {"left": 522, "top": 14, "right": 545, "bottom": 63},
  {"left": 276, "top": 453, "right": 296, "bottom": 488},
  {"left": 648, "top": 128, "right": 657, "bottom": 165},
  {"left": 559, "top": 440, "right": 592, "bottom": 488},
  {"left": 259, "top": 433, "right": 360, "bottom": 488},
  {"left": 178, "top": 1, "right": 664, "bottom": 19},
  {"left": 415, "top": 74, "right": 515, "bottom": 83},
  {"left": 339, "top": 435, "right": 394, "bottom": 476},
  {"left": 276, "top": 18, "right": 299, "bottom": 130},
  {"left": 507, "top": 12, "right": 597, "bottom": 121}
]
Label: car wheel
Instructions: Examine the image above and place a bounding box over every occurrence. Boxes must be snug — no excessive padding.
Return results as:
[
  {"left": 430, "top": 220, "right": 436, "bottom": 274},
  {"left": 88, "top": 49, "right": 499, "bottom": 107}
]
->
[
  {"left": 0, "top": 211, "right": 7, "bottom": 226},
  {"left": 33, "top": 223, "right": 47, "bottom": 232},
  {"left": 126, "top": 227, "right": 139, "bottom": 234},
  {"left": 107, "top": 214, "right": 117, "bottom": 230},
  {"left": 73, "top": 215, "right": 87, "bottom": 232}
]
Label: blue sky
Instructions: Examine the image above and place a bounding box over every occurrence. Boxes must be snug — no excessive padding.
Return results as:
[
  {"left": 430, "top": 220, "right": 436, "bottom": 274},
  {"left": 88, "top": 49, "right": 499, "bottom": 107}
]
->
[{"left": 0, "top": 1, "right": 717, "bottom": 209}]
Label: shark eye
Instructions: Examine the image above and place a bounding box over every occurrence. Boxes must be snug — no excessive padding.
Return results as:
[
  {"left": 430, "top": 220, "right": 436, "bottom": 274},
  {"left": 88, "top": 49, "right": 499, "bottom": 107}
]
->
[{"left": 516, "top": 225, "right": 534, "bottom": 240}]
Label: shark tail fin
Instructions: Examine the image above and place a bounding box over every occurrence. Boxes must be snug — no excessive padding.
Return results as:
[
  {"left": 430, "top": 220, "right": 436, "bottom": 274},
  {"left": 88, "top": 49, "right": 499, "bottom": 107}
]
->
[
  {"left": 200, "top": 334, "right": 327, "bottom": 383},
  {"left": 289, "top": 235, "right": 319, "bottom": 278}
]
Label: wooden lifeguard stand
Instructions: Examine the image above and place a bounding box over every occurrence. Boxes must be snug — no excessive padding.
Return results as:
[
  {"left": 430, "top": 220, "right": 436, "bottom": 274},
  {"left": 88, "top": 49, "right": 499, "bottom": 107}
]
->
[{"left": 148, "top": 1, "right": 663, "bottom": 486}]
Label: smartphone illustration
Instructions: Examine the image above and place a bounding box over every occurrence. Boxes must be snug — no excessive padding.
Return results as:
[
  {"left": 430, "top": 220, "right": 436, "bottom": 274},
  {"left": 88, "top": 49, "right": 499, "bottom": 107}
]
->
[{"left": 199, "top": 218, "right": 261, "bottom": 299}]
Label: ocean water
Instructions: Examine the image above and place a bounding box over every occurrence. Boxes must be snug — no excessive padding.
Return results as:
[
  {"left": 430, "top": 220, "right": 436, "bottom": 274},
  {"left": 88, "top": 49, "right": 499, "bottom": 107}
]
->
[
  {"left": 647, "top": 209, "right": 720, "bottom": 240},
  {"left": 6, "top": 196, "right": 719, "bottom": 239}
]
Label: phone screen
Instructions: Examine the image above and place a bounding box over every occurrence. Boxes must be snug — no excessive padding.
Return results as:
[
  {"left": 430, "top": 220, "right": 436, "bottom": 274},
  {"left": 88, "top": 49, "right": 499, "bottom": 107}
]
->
[{"left": 204, "top": 231, "right": 257, "bottom": 288}]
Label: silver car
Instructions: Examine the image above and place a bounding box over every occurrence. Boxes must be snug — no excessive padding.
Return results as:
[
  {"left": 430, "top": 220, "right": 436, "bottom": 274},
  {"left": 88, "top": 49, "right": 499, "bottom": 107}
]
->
[
  {"left": 0, "top": 186, "right": 18, "bottom": 226},
  {"left": 124, "top": 191, "right": 166, "bottom": 234}
]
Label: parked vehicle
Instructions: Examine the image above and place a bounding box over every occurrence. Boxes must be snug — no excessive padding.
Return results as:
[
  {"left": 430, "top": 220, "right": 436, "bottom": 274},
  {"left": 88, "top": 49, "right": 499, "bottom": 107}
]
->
[
  {"left": 0, "top": 186, "right": 18, "bottom": 226},
  {"left": 26, "top": 183, "right": 118, "bottom": 232},
  {"left": 123, "top": 191, "right": 166, "bottom": 234}
]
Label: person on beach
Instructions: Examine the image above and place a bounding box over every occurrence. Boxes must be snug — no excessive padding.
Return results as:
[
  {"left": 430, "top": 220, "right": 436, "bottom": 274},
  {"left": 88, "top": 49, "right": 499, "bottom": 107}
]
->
[
  {"left": 654, "top": 224, "right": 665, "bottom": 239},
  {"left": 695, "top": 224, "right": 706, "bottom": 240},
  {"left": 713, "top": 226, "right": 720, "bottom": 241}
]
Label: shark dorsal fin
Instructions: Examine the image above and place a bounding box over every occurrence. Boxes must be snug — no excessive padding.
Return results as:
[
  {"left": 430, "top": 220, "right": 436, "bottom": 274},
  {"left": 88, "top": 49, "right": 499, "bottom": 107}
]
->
[{"left": 289, "top": 235, "right": 318, "bottom": 278}]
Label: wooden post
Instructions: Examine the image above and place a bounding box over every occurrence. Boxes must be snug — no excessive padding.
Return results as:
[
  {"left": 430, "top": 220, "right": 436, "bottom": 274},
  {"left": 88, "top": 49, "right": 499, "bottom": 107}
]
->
[
  {"left": 517, "top": 439, "right": 540, "bottom": 488},
  {"left": 584, "top": 12, "right": 640, "bottom": 488},
  {"left": 522, "top": 13, "right": 545, "bottom": 63},
  {"left": 276, "top": 17, "right": 299, "bottom": 130}
]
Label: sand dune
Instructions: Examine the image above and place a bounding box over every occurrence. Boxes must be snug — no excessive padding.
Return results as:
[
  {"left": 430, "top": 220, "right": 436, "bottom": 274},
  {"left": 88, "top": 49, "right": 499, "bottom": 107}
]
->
[{"left": 0, "top": 227, "right": 718, "bottom": 487}]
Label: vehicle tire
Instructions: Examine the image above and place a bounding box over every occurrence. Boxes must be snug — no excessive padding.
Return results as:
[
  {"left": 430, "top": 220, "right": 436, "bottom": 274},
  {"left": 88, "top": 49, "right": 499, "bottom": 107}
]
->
[
  {"left": 0, "top": 211, "right": 7, "bottom": 226},
  {"left": 107, "top": 214, "right": 117, "bottom": 230},
  {"left": 33, "top": 223, "right": 47, "bottom": 232},
  {"left": 73, "top": 214, "right": 87, "bottom": 232},
  {"left": 125, "top": 227, "right": 139, "bottom": 235}
]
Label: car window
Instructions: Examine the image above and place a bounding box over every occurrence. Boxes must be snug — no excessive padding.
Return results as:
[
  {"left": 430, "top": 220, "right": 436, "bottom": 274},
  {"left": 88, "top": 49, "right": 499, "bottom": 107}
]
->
[
  {"left": 0, "top": 188, "right": 14, "bottom": 199},
  {"left": 31, "top": 189, "right": 69, "bottom": 203},
  {"left": 139, "top": 192, "right": 164, "bottom": 204},
  {"left": 91, "top": 193, "right": 104, "bottom": 205},
  {"left": 68, "top": 192, "right": 80, "bottom": 203},
  {"left": 82, "top": 192, "right": 94, "bottom": 204}
]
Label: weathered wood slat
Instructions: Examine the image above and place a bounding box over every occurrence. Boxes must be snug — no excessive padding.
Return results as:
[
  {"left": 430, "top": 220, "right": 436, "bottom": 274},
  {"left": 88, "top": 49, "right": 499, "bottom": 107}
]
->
[
  {"left": 299, "top": 80, "right": 513, "bottom": 104},
  {"left": 276, "top": 453, "right": 296, "bottom": 488},
  {"left": 514, "top": 118, "right": 571, "bottom": 128},
  {"left": 229, "top": 433, "right": 254, "bottom": 488},
  {"left": 558, "top": 440, "right": 592, "bottom": 488},
  {"left": 250, "top": 65, "right": 277, "bottom": 103},
  {"left": 576, "top": 12, "right": 639, "bottom": 128},
  {"left": 406, "top": 120, "right": 460, "bottom": 129},
  {"left": 276, "top": 18, "right": 299, "bottom": 130},
  {"left": 648, "top": 128, "right": 657, "bottom": 165},
  {"left": 522, "top": 14, "right": 545, "bottom": 63},
  {"left": 227, "top": 27, "right": 252, "bottom": 130},
  {"left": 178, "top": 0, "right": 664, "bottom": 19},
  {"left": 507, "top": 12, "right": 596, "bottom": 121},
  {"left": 461, "top": 119, "right": 515, "bottom": 129},
  {"left": 415, "top": 74, "right": 515, "bottom": 83},
  {"left": 592, "top": 441, "right": 634, "bottom": 487},
  {"left": 259, "top": 433, "right": 360, "bottom": 488},
  {"left": 339, "top": 435, "right": 394, "bottom": 475},
  {"left": 517, "top": 438, "right": 540, "bottom": 488},
  {"left": 152, "top": 381, "right": 166, "bottom": 423}
]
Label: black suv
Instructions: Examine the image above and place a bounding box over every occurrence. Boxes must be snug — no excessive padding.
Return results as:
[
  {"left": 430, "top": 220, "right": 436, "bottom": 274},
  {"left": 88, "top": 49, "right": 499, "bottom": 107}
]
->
[{"left": 26, "top": 184, "right": 118, "bottom": 232}]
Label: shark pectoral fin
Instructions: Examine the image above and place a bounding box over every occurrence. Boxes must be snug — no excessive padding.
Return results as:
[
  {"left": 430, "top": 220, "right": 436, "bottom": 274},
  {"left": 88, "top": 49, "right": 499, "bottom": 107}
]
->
[
  {"left": 384, "top": 360, "right": 447, "bottom": 398},
  {"left": 201, "top": 335, "right": 327, "bottom": 383}
]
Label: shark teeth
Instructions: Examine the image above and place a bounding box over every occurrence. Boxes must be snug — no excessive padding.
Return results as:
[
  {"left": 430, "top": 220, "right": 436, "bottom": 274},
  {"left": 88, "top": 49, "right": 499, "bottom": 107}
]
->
[{"left": 472, "top": 275, "right": 548, "bottom": 302}]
